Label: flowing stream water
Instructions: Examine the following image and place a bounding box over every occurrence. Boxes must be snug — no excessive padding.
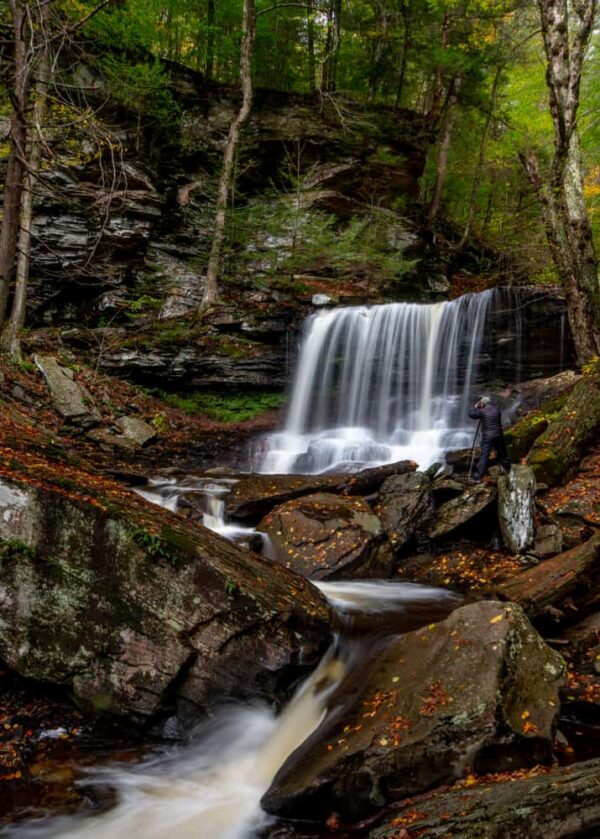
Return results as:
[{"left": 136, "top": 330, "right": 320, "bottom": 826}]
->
[{"left": 10, "top": 481, "right": 460, "bottom": 839}]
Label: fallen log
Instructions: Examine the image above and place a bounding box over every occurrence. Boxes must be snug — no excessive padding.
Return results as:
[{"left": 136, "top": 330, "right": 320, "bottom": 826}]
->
[
  {"left": 367, "top": 759, "right": 600, "bottom": 839},
  {"left": 497, "top": 533, "right": 600, "bottom": 619},
  {"left": 527, "top": 358, "right": 600, "bottom": 485}
]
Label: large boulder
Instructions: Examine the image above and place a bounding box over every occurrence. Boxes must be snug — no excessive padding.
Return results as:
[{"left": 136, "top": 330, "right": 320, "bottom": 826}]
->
[
  {"left": 0, "top": 423, "right": 329, "bottom": 724},
  {"left": 262, "top": 601, "right": 565, "bottom": 822},
  {"left": 428, "top": 482, "right": 497, "bottom": 540},
  {"left": 374, "top": 471, "right": 433, "bottom": 553},
  {"left": 258, "top": 493, "right": 393, "bottom": 580},
  {"left": 497, "top": 465, "right": 536, "bottom": 554}
]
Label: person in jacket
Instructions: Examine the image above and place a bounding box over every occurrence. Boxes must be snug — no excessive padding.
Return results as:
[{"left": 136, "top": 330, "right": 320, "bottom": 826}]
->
[{"left": 469, "top": 396, "right": 511, "bottom": 481}]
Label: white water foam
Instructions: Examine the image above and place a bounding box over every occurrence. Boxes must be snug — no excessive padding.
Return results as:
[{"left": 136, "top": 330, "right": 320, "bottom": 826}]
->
[{"left": 257, "top": 291, "right": 495, "bottom": 474}]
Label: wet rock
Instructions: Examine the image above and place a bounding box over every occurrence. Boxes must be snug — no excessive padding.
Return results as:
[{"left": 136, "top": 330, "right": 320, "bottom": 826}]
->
[
  {"left": 262, "top": 601, "right": 565, "bottom": 822},
  {"left": 114, "top": 416, "right": 157, "bottom": 447},
  {"left": 497, "top": 465, "right": 536, "bottom": 554},
  {"left": 226, "top": 461, "right": 417, "bottom": 524},
  {"left": 498, "top": 533, "right": 600, "bottom": 621},
  {"left": 498, "top": 370, "right": 581, "bottom": 421},
  {"left": 428, "top": 482, "right": 497, "bottom": 540},
  {"left": 366, "top": 758, "right": 600, "bottom": 839},
  {"left": 527, "top": 359, "right": 600, "bottom": 485},
  {"left": 375, "top": 472, "right": 433, "bottom": 553},
  {"left": 34, "top": 355, "right": 100, "bottom": 427},
  {"left": 258, "top": 493, "right": 392, "bottom": 580},
  {"left": 533, "top": 523, "right": 563, "bottom": 558},
  {"left": 0, "top": 464, "right": 328, "bottom": 724},
  {"left": 561, "top": 612, "right": 600, "bottom": 652}
]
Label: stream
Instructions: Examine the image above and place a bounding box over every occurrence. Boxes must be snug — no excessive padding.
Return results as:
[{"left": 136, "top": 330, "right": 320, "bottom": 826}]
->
[{"left": 8, "top": 479, "right": 460, "bottom": 839}]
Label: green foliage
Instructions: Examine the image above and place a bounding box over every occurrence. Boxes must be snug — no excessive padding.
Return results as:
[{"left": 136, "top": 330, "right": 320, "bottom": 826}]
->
[
  {"left": 131, "top": 527, "right": 180, "bottom": 565},
  {"left": 151, "top": 413, "right": 169, "bottom": 433},
  {"left": 224, "top": 578, "right": 237, "bottom": 595},
  {"left": 156, "top": 390, "right": 285, "bottom": 423},
  {"left": 0, "top": 539, "right": 36, "bottom": 561},
  {"left": 228, "top": 198, "right": 418, "bottom": 286}
]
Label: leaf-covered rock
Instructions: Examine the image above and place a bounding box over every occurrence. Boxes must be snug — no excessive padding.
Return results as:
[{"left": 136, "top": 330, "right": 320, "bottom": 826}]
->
[
  {"left": 262, "top": 601, "right": 565, "bottom": 822},
  {"left": 258, "top": 493, "right": 393, "bottom": 580}
]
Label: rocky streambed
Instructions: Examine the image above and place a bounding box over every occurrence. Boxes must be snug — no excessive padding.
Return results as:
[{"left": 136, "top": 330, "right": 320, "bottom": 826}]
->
[{"left": 0, "top": 354, "right": 599, "bottom": 835}]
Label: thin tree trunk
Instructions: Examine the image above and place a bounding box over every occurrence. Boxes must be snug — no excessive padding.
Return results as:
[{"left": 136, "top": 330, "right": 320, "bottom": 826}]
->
[
  {"left": 306, "top": 0, "right": 316, "bottom": 93},
  {"left": 367, "top": 0, "right": 388, "bottom": 102},
  {"left": 321, "top": 0, "right": 341, "bottom": 93},
  {"left": 2, "top": 41, "right": 49, "bottom": 358},
  {"left": 206, "top": 0, "right": 216, "bottom": 79},
  {"left": 427, "top": 11, "right": 449, "bottom": 128},
  {"left": 456, "top": 66, "right": 502, "bottom": 249},
  {"left": 428, "top": 76, "right": 461, "bottom": 225},
  {"left": 201, "top": 0, "right": 255, "bottom": 307},
  {"left": 0, "top": 0, "right": 31, "bottom": 330},
  {"left": 394, "top": 9, "right": 410, "bottom": 110}
]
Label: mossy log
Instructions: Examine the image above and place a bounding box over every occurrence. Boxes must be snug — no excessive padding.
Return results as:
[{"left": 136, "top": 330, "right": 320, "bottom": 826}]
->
[
  {"left": 526, "top": 359, "right": 600, "bottom": 485},
  {"left": 498, "top": 533, "right": 600, "bottom": 619},
  {"left": 367, "top": 758, "right": 600, "bottom": 839}
]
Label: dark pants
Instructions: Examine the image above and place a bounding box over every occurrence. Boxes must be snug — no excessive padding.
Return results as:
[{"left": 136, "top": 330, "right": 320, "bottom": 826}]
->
[{"left": 475, "top": 435, "right": 510, "bottom": 480}]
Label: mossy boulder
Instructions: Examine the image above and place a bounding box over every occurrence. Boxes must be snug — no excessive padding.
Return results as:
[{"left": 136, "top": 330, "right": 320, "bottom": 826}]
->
[
  {"left": 0, "top": 456, "right": 328, "bottom": 724},
  {"left": 527, "top": 359, "right": 600, "bottom": 485},
  {"left": 262, "top": 601, "right": 565, "bottom": 823}
]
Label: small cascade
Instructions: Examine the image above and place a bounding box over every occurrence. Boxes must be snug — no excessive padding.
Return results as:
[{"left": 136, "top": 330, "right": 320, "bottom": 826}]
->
[
  {"left": 258, "top": 290, "right": 495, "bottom": 474},
  {"left": 13, "top": 582, "right": 461, "bottom": 839},
  {"left": 136, "top": 477, "right": 262, "bottom": 549}
]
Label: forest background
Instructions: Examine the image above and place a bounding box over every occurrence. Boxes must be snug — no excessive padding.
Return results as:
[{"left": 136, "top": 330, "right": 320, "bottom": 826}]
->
[{"left": 0, "top": 0, "right": 598, "bottom": 358}]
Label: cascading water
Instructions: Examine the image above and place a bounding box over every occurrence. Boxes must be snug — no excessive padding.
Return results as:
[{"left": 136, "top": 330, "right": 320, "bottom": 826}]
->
[
  {"left": 11, "top": 579, "right": 460, "bottom": 839},
  {"left": 257, "top": 290, "right": 495, "bottom": 474}
]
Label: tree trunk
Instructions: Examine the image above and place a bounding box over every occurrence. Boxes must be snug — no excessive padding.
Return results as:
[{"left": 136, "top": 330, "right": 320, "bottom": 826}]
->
[
  {"left": 306, "top": 0, "right": 316, "bottom": 93},
  {"left": 498, "top": 534, "right": 600, "bottom": 621},
  {"left": 0, "top": 0, "right": 31, "bottom": 330},
  {"left": 428, "top": 76, "right": 461, "bottom": 225},
  {"left": 522, "top": 0, "right": 600, "bottom": 363},
  {"left": 205, "top": 0, "right": 216, "bottom": 79},
  {"left": 394, "top": 9, "right": 410, "bottom": 110},
  {"left": 2, "top": 28, "right": 49, "bottom": 358},
  {"left": 367, "top": 0, "right": 388, "bottom": 102},
  {"left": 456, "top": 66, "right": 502, "bottom": 249},
  {"left": 321, "top": 0, "right": 341, "bottom": 93},
  {"left": 201, "top": 0, "right": 256, "bottom": 308}
]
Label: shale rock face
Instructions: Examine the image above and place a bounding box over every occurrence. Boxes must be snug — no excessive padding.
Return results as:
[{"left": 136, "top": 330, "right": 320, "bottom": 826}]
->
[
  {"left": 0, "top": 470, "right": 328, "bottom": 724},
  {"left": 259, "top": 493, "right": 393, "bottom": 580},
  {"left": 262, "top": 601, "right": 565, "bottom": 822}
]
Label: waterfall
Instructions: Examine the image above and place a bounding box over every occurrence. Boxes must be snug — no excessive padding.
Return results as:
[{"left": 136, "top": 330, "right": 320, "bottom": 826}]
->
[{"left": 258, "top": 290, "right": 495, "bottom": 474}]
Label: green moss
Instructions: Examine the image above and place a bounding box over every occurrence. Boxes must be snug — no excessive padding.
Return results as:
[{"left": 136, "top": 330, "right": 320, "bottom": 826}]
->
[
  {"left": 505, "top": 391, "right": 570, "bottom": 460},
  {"left": 155, "top": 389, "right": 286, "bottom": 423}
]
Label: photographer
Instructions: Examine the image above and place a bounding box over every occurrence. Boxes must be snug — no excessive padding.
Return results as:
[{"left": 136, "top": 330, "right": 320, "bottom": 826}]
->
[{"left": 469, "top": 396, "right": 511, "bottom": 481}]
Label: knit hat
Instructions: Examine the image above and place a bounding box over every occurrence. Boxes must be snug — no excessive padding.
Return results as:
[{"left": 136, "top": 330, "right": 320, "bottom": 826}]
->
[{"left": 478, "top": 396, "right": 491, "bottom": 406}]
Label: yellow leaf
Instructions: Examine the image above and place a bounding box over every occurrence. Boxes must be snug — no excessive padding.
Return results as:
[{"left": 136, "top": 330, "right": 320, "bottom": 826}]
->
[
  {"left": 521, "top": 710, "right": 530, "bottom": 720},
  {"left": 490, "top": 614, "right": 504, "bottom": 624}
]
